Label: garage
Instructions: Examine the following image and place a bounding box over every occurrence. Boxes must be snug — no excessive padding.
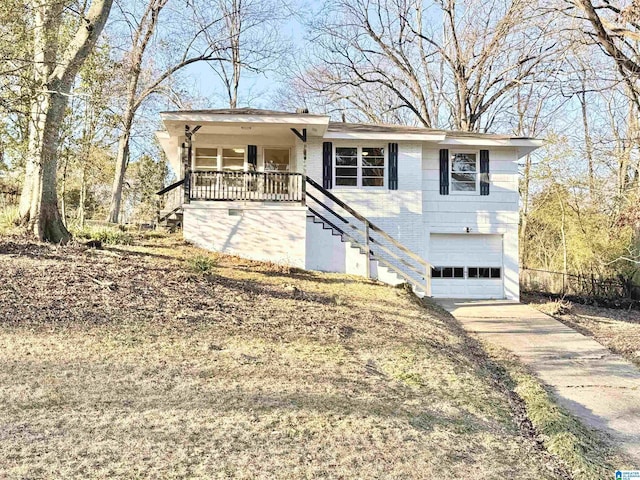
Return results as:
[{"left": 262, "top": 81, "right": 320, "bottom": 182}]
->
[{"left": 429, "top": 233, "right": 504, "bottom": 299}]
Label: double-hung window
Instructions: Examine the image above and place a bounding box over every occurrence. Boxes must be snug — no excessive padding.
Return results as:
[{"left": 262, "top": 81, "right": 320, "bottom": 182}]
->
[
  {"left": 194, "top": 147, "right": 246, "bottom": 172},
  {"left": 194, "top": 148, "right": 218, "bottom": 171},
  {"left": 335, "top": 146, "right": 385, "bottom": 187},
  {"left": 221, "top": 148, "right": 245, "bottom": 172},
  {"left": 450, "top": 152, "right": 478, "bottom": 192}
]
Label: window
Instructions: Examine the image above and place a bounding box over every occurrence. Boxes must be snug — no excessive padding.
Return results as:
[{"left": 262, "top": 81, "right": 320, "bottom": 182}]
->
[
  {"left": 432, "top": 267, "right": 464, "bottom": 278},
  {"left": 222, "top": 148, "right": 245, "bottom": 172},
  {"left": 335, "top": 146, "right": 385, "bottom": 188},
  {"left": 450, "top": 152, "right": 477, "bottom": 192},
  {"left": 335, "top": 147, "right": 358, "bottom": 186},
  {"left": 468, "top": 267, "right": 501, "bottom": 279},
  {"left": 362, "top": 147, "right": 385, "bottom": 186},
  {"left": 264, "top": 148, "right": 290, "bottom": 172},
  {"left": 195, "top": 148, "right": 218, "bottom": 170}
]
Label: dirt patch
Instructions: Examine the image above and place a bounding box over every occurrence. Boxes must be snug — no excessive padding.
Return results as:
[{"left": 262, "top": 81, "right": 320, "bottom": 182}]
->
[{"left": 524, "top": 292, "right": 640, "bottom": 368}]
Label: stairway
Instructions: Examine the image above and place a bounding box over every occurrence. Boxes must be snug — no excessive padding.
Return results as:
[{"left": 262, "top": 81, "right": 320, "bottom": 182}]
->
[
  {"left": 155, "top": 178, "right": 186, "bottom": 231},
  {"left": 307, "top": 208, "right": 425, "bottom": 297},
  {"left": 305, "top": 176, "right": 431, "bottom": 296},
  {"left": 157, "top": 208, "right": 183, "bottom": 231}
]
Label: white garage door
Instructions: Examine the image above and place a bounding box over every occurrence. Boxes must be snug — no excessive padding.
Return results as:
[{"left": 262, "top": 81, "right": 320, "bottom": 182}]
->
[{"left": 429, "top": 234, "right": 504, "bottom": 299}]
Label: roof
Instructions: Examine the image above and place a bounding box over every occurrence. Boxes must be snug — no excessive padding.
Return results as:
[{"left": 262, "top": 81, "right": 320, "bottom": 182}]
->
[
  {"left": 327, "top": 121, "right": 535, "bottom": 141},
  {"left": 159, "top": 107, "right": 328, "bottom": 118},
  {"left": 157, "top": 108, "right": 541, "bottom": 152}
]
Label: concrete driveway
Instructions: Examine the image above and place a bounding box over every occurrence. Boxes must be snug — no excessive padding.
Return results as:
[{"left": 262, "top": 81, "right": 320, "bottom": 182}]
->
[{"left": 437, "top": 299, "right": 640, "bottom": 464}]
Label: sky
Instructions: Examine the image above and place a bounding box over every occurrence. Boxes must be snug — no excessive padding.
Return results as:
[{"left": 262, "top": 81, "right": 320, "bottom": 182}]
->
[{"left": 176, "top": 6, "right": 310, "bottom": 111}]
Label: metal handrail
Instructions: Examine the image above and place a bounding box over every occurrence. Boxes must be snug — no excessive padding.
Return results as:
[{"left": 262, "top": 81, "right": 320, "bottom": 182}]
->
[{"left": 156, "top": 178, "right": 185, "bottom": 196}]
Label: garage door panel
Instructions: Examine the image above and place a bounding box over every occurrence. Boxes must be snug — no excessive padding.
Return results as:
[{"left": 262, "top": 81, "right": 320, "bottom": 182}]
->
[
  {"left": 431, "top": 281, "right": 462, "bottom": 297},
  {"left": 429, "top": 234, "right": 504, "bottom": 299},
  {"left": 466, "top": 281, "right": 502, "bottom": 297}
]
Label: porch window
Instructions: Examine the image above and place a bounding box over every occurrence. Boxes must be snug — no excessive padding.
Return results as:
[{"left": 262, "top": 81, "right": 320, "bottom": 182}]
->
[
  {"left": 450, "top": 152, "right": 478, "bottom": 192},
  {"left": 222, "top": 148, "right": 245, "bottom": 172},
  {"left": 335, "top": 146, "right": 385, "bottom": 187},
  {"left": 194, "top": 148, "right": 218, "bottom": 170}
]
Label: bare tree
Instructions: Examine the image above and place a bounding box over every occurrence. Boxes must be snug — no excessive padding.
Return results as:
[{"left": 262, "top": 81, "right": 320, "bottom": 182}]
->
[
  {"left": 294, "top": 0, "right": 559, "bottom": 131},
  {"left": 574, "top": 0, "right": 640, "bottom": 77},
  {"left": 207, "top": 0, "right": 291, "bottom": 108},
  {"left": 19, "top": 0, "right": 113, "bottom": 242},
  {"left": 106, "top": 0, "right": 226, "bottom": 223}
]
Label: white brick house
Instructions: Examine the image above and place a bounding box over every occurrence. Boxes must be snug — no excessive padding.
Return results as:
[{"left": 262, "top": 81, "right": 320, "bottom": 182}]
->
[{"left": 156, "top": 108, "right": 541, "bottom": 300}]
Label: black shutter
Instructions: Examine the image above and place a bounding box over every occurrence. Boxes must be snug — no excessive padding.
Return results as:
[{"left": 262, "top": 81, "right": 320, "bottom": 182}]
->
[
  {"left": 248, "top": 145, "right": 257, "bottom": 170},
  {"left": 480, "top": 149, "right": 490, "bottom": 196},
  {"left": 388, "top": 143, "right": 398, "bottom": 190},
  {"left": 323, "top": 142, "right": 333, "bottom": 189},
  {"left": 439, "top": 149, "right": 449, "bottom": 195}
]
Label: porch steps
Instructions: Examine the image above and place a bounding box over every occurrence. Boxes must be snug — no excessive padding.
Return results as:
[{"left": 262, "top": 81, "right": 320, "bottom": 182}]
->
[
  {"left": 157, "top": 208, "right": 183, "bottom": 231},
  {"left": 306, "top": 213, "right": 406, "bottom": 289}
]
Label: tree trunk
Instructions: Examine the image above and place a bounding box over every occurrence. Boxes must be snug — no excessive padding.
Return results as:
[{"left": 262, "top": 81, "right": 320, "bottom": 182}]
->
[
  {"left": 60, "top": 150, "right": 68, "bottom": 227},
  {"left": 108, "top": 130, "right": 131, "bottom": 223},
  {"left": 19, "top": 0, "right": 113, "bottom": 242},
  {"left": 580, "top": 89, "right": 595, "bottom": 196},
  {"left": 107, "top": 55, "right": 139, "bottom": 224},
  {"left": 559, "top": 191, "right": 568, "bottom": 294},
  {"left": 21, "top": 88, "right": 71, "bottom": 243}
]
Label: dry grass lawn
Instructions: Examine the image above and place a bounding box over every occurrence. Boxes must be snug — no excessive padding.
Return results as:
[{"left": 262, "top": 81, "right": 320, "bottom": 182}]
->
[
  {"left": 525, "top": 293, "right": 640, "bottom": 368},
  {"left": 0, "top": 234, "right": 574, "bottom": 479}
]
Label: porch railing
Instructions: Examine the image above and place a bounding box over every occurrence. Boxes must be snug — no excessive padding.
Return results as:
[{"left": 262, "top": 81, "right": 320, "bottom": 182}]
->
[{"left": 190, "top": 171, "right": 304, "bottom": 202}]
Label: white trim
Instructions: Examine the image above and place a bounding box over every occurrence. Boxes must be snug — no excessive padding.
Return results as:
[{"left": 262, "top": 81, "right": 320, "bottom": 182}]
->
[
  {"left": 325, "top": 131, "right": 445, "bottom": 142},
  {"left": 438, "top": 137, "right": 543, "bottom": 148},
  {"left": 161, "top": 112, "right": 330, "bottom": 127}
]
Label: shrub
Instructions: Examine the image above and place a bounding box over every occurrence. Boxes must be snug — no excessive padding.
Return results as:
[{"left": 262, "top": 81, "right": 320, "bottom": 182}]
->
[
  {"left": 189, "top": 254, "right": 217, "bottom": 273},
  {"left": 0, "top": 206, "right": 20, "bottom": 233},
  {"left": 73, "top": 226, "right": 134, "bottom": 246}
]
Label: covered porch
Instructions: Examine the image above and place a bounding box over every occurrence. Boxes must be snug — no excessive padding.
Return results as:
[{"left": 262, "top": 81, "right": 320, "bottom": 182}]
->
[{"left": 156, "top": 108, "right": 330, "bottom": 209}]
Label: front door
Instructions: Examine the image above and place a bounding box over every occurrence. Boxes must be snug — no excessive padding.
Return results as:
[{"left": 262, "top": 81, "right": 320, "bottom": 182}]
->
[
  {"left": 263, "top": 148, "right": 292, "bottom": 197},
  {"left": 264, "top": 148, "right": 291, "bottom": 172}
]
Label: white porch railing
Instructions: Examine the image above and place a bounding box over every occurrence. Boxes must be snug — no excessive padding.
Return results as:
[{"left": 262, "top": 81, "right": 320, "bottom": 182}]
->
[{"left": 189, "top": 171, "right": 305, "bottom": 202}]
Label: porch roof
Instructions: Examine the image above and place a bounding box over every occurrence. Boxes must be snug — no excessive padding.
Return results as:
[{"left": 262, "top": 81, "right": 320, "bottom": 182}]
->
[
  {"left": 157, "top": 108, "right": 543, "bottom": 159},
  {"left": 159, "top": 108, "right": 330, "bottom": 138}
]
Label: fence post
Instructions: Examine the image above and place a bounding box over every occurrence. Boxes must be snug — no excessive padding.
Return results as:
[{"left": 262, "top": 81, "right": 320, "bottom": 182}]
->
[
  {"left": 425, "top": 262, "right": 431, "bottom": 297},
  {"left": 364, "top": 220, "right": 371, "bottom": 280}
]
